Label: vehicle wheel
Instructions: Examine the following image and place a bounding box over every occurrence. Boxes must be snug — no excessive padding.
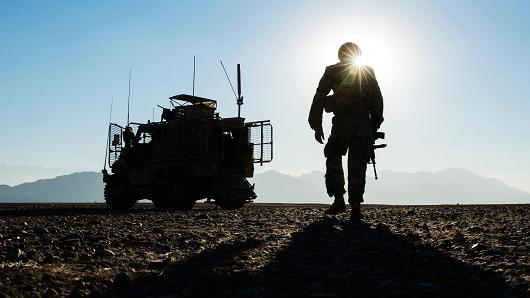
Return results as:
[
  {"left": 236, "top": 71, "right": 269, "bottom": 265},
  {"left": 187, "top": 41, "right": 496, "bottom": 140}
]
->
[
  {"left": 104, "top": 182, "right": 136, "bottom": 210},
  {"left": 216, "top": 191, "right": 250, "bottom": 210},
  {"left": 215, "top": 175, "right": 255, "bottom": 210}
]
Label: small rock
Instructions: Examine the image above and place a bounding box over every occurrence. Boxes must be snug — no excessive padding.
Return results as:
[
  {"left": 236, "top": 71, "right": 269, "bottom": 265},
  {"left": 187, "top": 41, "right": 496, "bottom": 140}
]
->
[
  {"left": 470, "top": 243, "right": 485, "bottom": 251},
  {"left": 452, "top": 231, "right": 465, "bottom": 243},
  {"left": 7, "top": 248, "right": 25, "bottom": 259},
  {"left": 44, "top": 288, "right": 59, "bottom": 297},
  {"left": 94, "top": 248, "right": 115, "bottom": 258},
  {"left": 74, "top": 281, "right": 86, "bottom": 289}
]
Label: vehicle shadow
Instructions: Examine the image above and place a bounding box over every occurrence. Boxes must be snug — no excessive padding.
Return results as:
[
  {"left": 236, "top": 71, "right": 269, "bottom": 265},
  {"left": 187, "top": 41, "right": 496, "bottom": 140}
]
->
[
  {"left": 98, "top": 217, "right": 515, "bottom": 298},
  {"left": 104, "top": 238, "right": 264, "bottom": 298},
  {"left": 0, "top": 203, "right": 217, "bottom": 217},
  {"left": 0, "top": 204, "right": 156, "bottom": 217}
]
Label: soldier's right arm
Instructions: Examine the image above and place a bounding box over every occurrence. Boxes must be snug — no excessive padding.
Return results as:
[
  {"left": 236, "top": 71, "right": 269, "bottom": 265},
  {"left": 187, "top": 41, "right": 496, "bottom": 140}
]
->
[
  {"left": 308, "top": 67, "right": 333, "bottom": 130},
  {"left": 367, "top": 66, "right": 384, "bottom": 129}
]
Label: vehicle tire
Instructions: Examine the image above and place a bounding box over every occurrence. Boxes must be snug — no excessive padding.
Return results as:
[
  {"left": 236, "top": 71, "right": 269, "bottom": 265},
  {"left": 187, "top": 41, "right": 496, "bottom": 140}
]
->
[
  {"left": 104, "top": 182, "right": 136, "bottom": 210},
  {"left": 215, "top": 175, "right": 255, "bottom": 210},
  {"left": 215, "top": 191, "right": 249, "bottom": 210}
]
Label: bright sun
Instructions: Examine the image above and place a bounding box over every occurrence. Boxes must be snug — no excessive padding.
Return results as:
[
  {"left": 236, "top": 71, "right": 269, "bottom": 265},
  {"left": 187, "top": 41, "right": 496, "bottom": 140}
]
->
[
  {"left": 304, "top": 33, "right": 399, "bottom": 81},
  {"left": 298, "top": 20, "right": 418, "bottom": 114},
  {"left": 353, "top": 55, "right": 367, "bottom": 66}
]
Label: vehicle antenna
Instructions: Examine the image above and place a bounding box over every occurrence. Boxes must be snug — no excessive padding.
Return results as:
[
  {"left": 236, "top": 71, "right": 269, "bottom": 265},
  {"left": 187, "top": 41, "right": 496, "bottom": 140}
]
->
[
  {"left": 103, "top": 96, "right": 114, "bottom": 170},
  {"left": 237, "top": 64, "right": 243, "bottom": 118},
  {"left": 192, "top": 55, "right": 196, "bottom": 99},
  {"left": 220, "top": 60, "right": 238, "bottom": 101},
  {"left": 127, "top": 68, "right": 131, "bottom": 125}
]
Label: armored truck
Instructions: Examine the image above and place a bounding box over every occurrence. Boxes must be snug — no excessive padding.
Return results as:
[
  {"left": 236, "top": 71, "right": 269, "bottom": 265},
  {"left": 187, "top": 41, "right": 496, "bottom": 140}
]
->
[{"left": 102, "top": 87, "right": 272, "bottom": 210}]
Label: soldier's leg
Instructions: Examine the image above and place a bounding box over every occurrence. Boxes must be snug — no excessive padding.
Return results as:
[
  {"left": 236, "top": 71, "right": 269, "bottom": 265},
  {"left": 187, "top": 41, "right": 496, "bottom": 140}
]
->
[
  {"left": 347, "top": 136, "right": 372, "bottom": 204},
  {"left": 324, "top": 125, "right": 350, "bottom": 198},
  {"left": 325, "top": 155, "right": 345, "bottom": 197},
  {"left": 323, "top": 124, "right": 350, "bottom": 214},
  {"left": 324, "top": 155, "right": 347, "bottom": 215}
]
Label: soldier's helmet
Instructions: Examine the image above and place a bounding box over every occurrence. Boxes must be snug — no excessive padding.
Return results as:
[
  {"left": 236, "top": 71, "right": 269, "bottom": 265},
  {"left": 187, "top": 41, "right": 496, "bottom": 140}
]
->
[{"left": 338, "top": 42, "right": 362, "bottom": 62}]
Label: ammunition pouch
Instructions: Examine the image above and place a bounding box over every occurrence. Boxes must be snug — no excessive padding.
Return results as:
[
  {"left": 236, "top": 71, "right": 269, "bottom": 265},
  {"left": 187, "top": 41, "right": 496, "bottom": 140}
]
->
[{"left": 325, "top": 93, "right": 366, "bottom": 116}]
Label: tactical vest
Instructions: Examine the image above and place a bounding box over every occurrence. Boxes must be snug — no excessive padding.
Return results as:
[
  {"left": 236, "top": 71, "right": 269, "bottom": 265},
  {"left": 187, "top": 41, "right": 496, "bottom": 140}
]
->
[{"left": 324, "top": 65, "right": 373, "bottom": 118}]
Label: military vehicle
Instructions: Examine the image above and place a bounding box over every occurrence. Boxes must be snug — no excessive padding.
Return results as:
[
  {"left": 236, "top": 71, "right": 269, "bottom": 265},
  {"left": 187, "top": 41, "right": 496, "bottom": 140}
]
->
[{"left": 102, "top": 64, "right": 273, "bottom": 210}]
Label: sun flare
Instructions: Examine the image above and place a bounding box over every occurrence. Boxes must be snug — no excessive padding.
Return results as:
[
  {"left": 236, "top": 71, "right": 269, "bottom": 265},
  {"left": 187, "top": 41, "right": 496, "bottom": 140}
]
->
[{"left": 353, "top": 55, "right": 367, "bottom": 66}]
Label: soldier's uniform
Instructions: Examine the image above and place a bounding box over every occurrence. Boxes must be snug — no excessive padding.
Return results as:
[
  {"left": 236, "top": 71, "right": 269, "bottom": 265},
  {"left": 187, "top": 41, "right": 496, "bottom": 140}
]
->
[{"left": 308, "top": 61, "right": 384, "bottom": 206}]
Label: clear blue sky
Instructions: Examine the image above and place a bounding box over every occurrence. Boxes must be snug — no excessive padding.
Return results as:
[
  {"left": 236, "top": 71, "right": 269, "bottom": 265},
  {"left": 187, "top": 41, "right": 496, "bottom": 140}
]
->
[{"left": 1, "top": 0, "right": 529, "bottom": 191}]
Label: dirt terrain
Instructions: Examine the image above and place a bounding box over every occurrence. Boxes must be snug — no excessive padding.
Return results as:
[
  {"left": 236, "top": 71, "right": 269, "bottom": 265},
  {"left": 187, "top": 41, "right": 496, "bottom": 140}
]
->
[{"left": 0, "top": 204, "right": 528, "bottom": 297}]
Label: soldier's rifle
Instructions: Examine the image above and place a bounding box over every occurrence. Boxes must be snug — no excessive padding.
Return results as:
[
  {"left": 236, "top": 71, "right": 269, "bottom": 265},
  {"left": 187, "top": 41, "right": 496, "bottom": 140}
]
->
[{"left": 370, "top": 131, "right": 387, "bottom": 180}]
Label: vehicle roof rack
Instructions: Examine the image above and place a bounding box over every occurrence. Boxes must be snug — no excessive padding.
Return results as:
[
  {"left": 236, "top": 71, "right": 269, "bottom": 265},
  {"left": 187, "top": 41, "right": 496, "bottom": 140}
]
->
[{"left": 169, "top": 94, "right": 217, "bottom": 106}]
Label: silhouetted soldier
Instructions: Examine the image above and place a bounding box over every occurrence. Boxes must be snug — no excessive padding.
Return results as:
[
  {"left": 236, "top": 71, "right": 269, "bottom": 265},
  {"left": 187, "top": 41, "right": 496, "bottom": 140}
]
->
[
  {"left": 308, "top": 42, "right": 384, "bottom": 221},
  {"left": 123, "top": 126, "right": 139, "bottom": 150}
]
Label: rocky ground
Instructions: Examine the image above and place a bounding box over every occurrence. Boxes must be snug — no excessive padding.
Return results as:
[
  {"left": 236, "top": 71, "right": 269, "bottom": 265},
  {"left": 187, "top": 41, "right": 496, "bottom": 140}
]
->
[{"left": 0, "top": 204, "right": 528, "bottom": 298}]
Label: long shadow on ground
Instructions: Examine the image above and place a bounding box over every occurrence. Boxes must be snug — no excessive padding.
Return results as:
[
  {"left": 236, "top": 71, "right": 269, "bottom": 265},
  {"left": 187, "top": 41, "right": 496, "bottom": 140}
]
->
[
  {"left": 100, "top": 217, "right": 515, "bottom": 298},
  {"left": 0, "top": 204, "right": 164, "bottom": 217}
]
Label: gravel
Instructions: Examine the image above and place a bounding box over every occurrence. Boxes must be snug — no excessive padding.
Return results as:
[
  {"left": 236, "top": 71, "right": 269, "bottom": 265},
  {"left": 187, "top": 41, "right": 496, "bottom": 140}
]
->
[{"left": 0, "top": 203, "right": 528, "bottom": 297}]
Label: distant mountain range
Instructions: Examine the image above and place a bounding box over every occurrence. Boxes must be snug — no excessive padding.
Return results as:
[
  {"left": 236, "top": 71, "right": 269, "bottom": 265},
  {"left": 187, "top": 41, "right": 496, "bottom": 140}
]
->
[
  {"left": 0, "top": 164, "right": 87, "bottom": 186},
  {"left": 0, "top": 169, "right": 528, "bottom": 204},
  {"left": 0, "top": 172, "right": 103, "bottom": 203},
  {"left": 251, "top": 169, "right": 530, "bottom": 204}
]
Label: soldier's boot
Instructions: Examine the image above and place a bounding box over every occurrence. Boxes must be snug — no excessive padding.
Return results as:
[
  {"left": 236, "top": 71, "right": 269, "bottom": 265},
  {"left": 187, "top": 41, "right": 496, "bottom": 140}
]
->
[
  {"left": 350, "top": 202, "right": 364, "bottom": 222},
  {"left": 325, "top": 195, "right": 347, "bottom": 215}
]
